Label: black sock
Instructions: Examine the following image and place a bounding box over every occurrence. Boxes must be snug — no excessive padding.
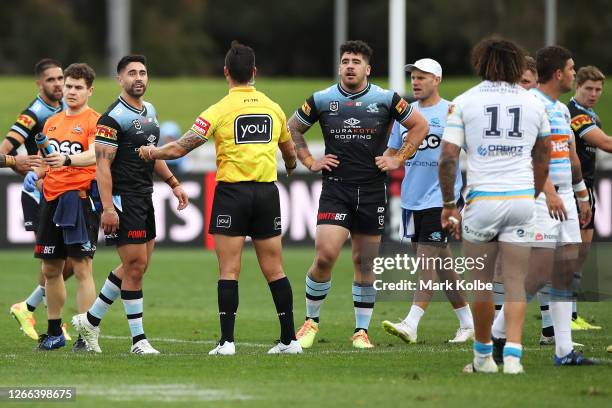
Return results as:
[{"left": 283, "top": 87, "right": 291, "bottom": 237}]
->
[
  {"left": 26, "top": 303, "right": 36, "bottom": 312},
  {"left": 542, "top": 325, "right": 555, "bottom": 337},
  {"left": 572, "top": 312, "right": 578, "bottom": 320},
  {"left": 218, "top": 280, "right": 238, "bottom": 343},
  {"left": 494, "top": 305, "right": 502, "bottom": 311},
  {"left": 306, "top": 316, "right": 320, "bottom": 323},
  {"left": 269, "top": 277, "right": 296, "bottom": 345},
  {"left": 48, "top": 319, "right": 62, "bottom": 336}
]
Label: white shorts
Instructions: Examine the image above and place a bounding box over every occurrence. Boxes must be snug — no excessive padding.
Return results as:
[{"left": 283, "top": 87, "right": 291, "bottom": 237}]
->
[
  {"left": 462, "top": 193, "right": 536, "bottom": 243},
  {"left": 532, "top": 190, "right": 581, "bottom": 248}
]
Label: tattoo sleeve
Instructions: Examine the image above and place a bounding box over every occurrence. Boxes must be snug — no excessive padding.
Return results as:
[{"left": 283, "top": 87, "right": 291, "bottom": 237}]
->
[
  {"left": 287, "top": 114, "right": 312, "bottom": 162},
  {"left": 177, "top": 130, "right": 207, "bottom": 153},
  {"left": 438, "top": 141, "right": 461, "bottom": 203}
]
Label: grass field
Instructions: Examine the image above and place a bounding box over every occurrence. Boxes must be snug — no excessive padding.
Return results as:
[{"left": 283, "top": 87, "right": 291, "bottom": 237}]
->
[
  {"left": 1, "top": 76, "right": 611, "bottom": 142},
  {"left": 1, "top": 248, "right": 611, "bottom": 407}
]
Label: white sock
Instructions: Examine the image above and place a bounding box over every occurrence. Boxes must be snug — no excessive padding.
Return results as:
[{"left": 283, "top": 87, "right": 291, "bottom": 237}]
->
[
  {"left": 550, "top": 300, "right": 573, "bottom": 357},
  {"left": 403, "top": 305, "right": 424, "bottom": 331},
  {"left": 454, "top": 305, "right": 474, "bottom": 329},
  {"left": 491, "top": 305, "right": 506, "bottom": 339}
]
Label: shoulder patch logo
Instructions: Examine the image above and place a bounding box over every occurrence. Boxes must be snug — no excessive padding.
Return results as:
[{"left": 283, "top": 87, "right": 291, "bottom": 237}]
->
[
  {"left": 192, "top": 116, "right": 211, "bottom": 138},
  {"left": 17, "top": 114, "right": 36, "bottom": 130},
  {"left": 95, "top": 125, "right": 118, "bottom": 141},
  {"left": 570, "top": 114, "right": 593, "bottom": 132},
  {"left": 395, "top": 98, "right": 408, "bottom": 114},
  {"left": 448, "top": 104, "right": 455, "bottom": 115},
  {"left": 302, "top": 101, "right": 312, "bottom": 116}
]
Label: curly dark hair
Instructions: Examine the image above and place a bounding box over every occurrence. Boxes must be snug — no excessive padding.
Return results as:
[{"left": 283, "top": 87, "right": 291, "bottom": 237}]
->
[
  {"left": 471, "top": 37, "right": 525, "bottom": 83},
  {"left": 64, "top": 63, "right": 96, "bottom": 88},
  {"left": 340, "top": 40, "right": 373, "bottom": 63}
]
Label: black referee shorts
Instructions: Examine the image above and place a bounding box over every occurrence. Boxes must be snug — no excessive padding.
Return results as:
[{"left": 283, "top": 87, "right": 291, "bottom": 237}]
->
[
  {"left": 209, "top": 181, "right": 282, "bottom": 239},
  {"left": 317, "top": 179, "right": 387, "bottom": 235}
]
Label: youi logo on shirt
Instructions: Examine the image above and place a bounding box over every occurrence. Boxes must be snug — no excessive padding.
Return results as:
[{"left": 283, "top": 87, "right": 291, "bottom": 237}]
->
[{"left": 234, "top": 114, "right": 273, "bottom": 144}]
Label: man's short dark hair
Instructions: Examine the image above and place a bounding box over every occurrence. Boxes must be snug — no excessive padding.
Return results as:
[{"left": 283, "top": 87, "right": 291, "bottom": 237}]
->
[
  {"left": 535, "top": 46, "right": 573, "bottom": 83},
  {"left": 471, "top": 37, "right": 525, "bottom": 83},
  {"left": 224, "top": 41, "right": 255, "bottom": 84},
  {"left": 34, "top": 58, "right": 61, "bottom": 77},
  {"left": 117, "top": 54, "right": 147, "bottom": 74},
  {"left": 525, "top": 56, "right": 537, "bottom": 74},
  {"left": 64, "top": 63, "right": 96, "bottom": 88},
  {"left": 340, "top": 40, "right": 373, "bottom": 63}
]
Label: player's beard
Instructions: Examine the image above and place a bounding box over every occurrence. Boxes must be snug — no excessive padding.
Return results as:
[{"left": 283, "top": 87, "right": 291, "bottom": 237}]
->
[
  {"left": 43, "top": 86, "right": 63, "bottom": 103},
  {"left": 127, "top": 82, "right": 147, "bottom": 98}
]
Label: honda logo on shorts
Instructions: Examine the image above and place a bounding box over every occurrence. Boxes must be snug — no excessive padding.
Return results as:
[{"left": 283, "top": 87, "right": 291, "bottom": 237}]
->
[{"left": 217, "top": 215, "right": 232, "bottom": 228}]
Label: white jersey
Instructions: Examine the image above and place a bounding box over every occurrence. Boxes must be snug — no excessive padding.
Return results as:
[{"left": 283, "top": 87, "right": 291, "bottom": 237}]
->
[
  {"left": 444, "top": 81, "right": 550, "bottom": 200},
  {"left": 530, "top": 88, "right": 574, "bottom": 191}
]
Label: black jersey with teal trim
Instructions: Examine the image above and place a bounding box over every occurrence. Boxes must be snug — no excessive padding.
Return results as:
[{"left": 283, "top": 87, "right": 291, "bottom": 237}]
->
[
  {"left": 296, "top": 83, "right": 413, "bottom": 185},
  {"left": 9, "top": 96, "right": 65, "bottom": 155},
  {"left": 568, "top": 98, "right": 602, "bottom": 184},
  {"left": 95, "top": 96, "right": 160, "bottom": 195}
]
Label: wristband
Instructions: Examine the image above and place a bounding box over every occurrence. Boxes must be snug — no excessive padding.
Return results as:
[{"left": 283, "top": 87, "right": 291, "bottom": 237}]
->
[
  {"left": 165, "top": 175, "right": 180, "bottom": 189},
  {"left": 303, "top": 156, "right": 315, "bottom": 170},
  {"left": 577, "top": 195, "right": 590, "bottom": 202},
  {"left": 285, "top": 161, "right": 297, "bottom": 170},
  {"left": 443, "top": 200, "right": 456, "bottom": 209},
  {"left": 573, "top": 180, "right": 587, "bottom": 193},
  {"left": 5, "top": 155, "right": 16, "bottom": 168}
]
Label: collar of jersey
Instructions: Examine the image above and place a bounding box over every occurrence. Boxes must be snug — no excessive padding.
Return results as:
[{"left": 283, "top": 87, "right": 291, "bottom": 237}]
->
[
  {"left": 118, "top": 95, "right": 146, "bottom": 114},
  {"left": 37, "top": 95, "right": 61, "bottom": 112},
  {"left": 532, "top": 87, "right": 557, "bottom": 104},
  {"left": 570, "top": 97, "right": 594, "bottom": 114},
  {"left": 229, "top": 86, "right": 256, "bottom": 93},
  {"left": 337, "top": 82, "right": 371, "bottom": 99}
]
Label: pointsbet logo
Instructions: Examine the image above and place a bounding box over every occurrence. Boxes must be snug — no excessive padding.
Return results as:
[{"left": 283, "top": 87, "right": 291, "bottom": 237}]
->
[{"left": 372, "top": 254, "right": 487, "bottom": 275}]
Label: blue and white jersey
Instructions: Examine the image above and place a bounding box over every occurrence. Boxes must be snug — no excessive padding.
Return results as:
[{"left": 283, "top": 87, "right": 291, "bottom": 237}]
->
[
  {"left": 531, "top": 88, "right": 574, "bottom": 191},
  {"left": 388, "top": 99, "right": 462, "bottom": 210}
]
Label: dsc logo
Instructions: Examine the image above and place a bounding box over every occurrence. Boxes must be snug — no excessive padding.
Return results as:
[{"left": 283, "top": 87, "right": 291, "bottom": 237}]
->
[{"left": 49, "top": 140, "right": 84, "bottom": 155}]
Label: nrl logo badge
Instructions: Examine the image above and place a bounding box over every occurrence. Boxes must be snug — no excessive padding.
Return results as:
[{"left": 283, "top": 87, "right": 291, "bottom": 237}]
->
[{"left": 329, "top": 101, "right": 339, "bottom": 112}]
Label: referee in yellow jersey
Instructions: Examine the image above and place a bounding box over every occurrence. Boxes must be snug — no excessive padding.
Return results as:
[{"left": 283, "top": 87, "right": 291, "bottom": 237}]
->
[{"left": 139, "top": 41, "right": 301, "bottom": 355}]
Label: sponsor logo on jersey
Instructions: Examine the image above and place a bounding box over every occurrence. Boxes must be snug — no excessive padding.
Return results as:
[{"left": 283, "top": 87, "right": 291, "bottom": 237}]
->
[
  {"left": 49, "top": 139, "right": 84, "bottom": 155},
  {"left": 192, "top": 116, "right": 211, "bottom": 138},
  {"left": 429, "top": 231, "right": 442, "bottom": 241},
  {"left": 234, "top": 114, "right": 272, "bottom": 144},
  {"left": 301, "top": 101, "right": 312, "bottom": 116},
  {"left": 535, "top": 232, "right": 557, "bottom": 241},
  {"left": 406, "top": 133, "right": 441, "bottom": 159},
  {"left": 216, "top": 215, "right": 232, "bottom": 228},
  {"left": 366, "top": 103, "right": 379, "bottom": 113},
  {"left": 463, "top": 224, "right": 496, "bottom": 240},
  {"left": 395, "top": 98, "right": 409, "bottom": 114},
  {"left": 317, "top": 212, "right": 347, "bottom": 221},
  {"left": 17, "top": 114, "right": 36, "bottom": 130},
  {"left": 448, "top": 104, "right": 455, "bottom": 115},
  {"left": 343, "top": 117, "right": 360, "bottom": 127},
  {"left": 477, "top": 144, "right": 524, "bottom": 157},
  {"left": 330, "top": 101, "right": 339, "bottom": 112},
  {"left": 95, "top": 125, "right": 118, "bottom": 141},
  {"left": 570, "top": 114, "right": 594, "bottom": 132},
  {"left": 146, "top": 134, "right": 157, "bottom": 144},
  {"left": 430, "top": 117, "right": 441, "bottom": 127}
]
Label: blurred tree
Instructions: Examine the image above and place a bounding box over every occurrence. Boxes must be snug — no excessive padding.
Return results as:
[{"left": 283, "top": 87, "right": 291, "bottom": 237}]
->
[{"left": 0, "top": 0, "right": 611, "bottom": 76}]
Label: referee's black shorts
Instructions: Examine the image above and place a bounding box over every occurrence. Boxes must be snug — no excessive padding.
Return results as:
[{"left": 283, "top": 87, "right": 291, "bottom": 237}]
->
[
  {"left": 575, "top": 182, "right": 596, "bottom": 230},
  {"left": 22, "top": 191, "right": 41, "bottom": 232},
  {"left": 209, "top": 181, "right": 282, "bottom": 239}
]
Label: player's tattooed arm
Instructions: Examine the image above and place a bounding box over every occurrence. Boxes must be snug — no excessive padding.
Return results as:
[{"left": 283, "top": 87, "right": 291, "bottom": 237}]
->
[
  {"left": 139, "top": 130, "right": 205, "bottom": 162},
  {"left": 438, "top": 141, "right": 461, "bottom": 204},
  {"left": 95, "top": 143, "right": 117, "bottom": 217},
  {"left": 287, "top": 114, "right": 314, "bottom": 168}
]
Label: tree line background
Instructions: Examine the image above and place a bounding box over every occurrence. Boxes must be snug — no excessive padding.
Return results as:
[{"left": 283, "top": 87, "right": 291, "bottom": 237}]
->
[{"left": 1, "top": 0, "right": 611, "bottom": 77}]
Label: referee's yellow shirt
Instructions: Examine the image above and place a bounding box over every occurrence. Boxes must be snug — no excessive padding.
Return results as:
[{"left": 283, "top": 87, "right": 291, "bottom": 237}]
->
[{"left": 190, "top": 86, "right": 291, "bottom": 183}]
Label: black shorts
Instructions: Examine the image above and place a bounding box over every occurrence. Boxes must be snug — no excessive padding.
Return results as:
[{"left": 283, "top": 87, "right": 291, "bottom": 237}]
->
[
  {"left": 105, "top": 194, "right": 156, "bottom": 246},
  {"left": 401, "top": 207, "right": 448, "bottom": 246},
  {"left": 209, "top": 182, "right": 282, "bottom": 239},
  {"left": 317, "top": 180, "right": 387, "bottom": 235},
  {"left": 34, "top": 196, "right": 100, "bottom": 260},
  {"left": 22, "top": 191, "right": 41, "bottom": 232},
  {"left": 575, "top": 183, "right": 596, "bottom": 230}
]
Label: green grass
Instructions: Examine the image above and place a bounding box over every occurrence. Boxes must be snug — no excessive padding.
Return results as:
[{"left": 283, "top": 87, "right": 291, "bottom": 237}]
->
[
  {"left": 2, "top": 76, "right": 610, "bottom": 143},
  {"left": 0, "top": 248, "right": 611, "bottom": 407}
]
